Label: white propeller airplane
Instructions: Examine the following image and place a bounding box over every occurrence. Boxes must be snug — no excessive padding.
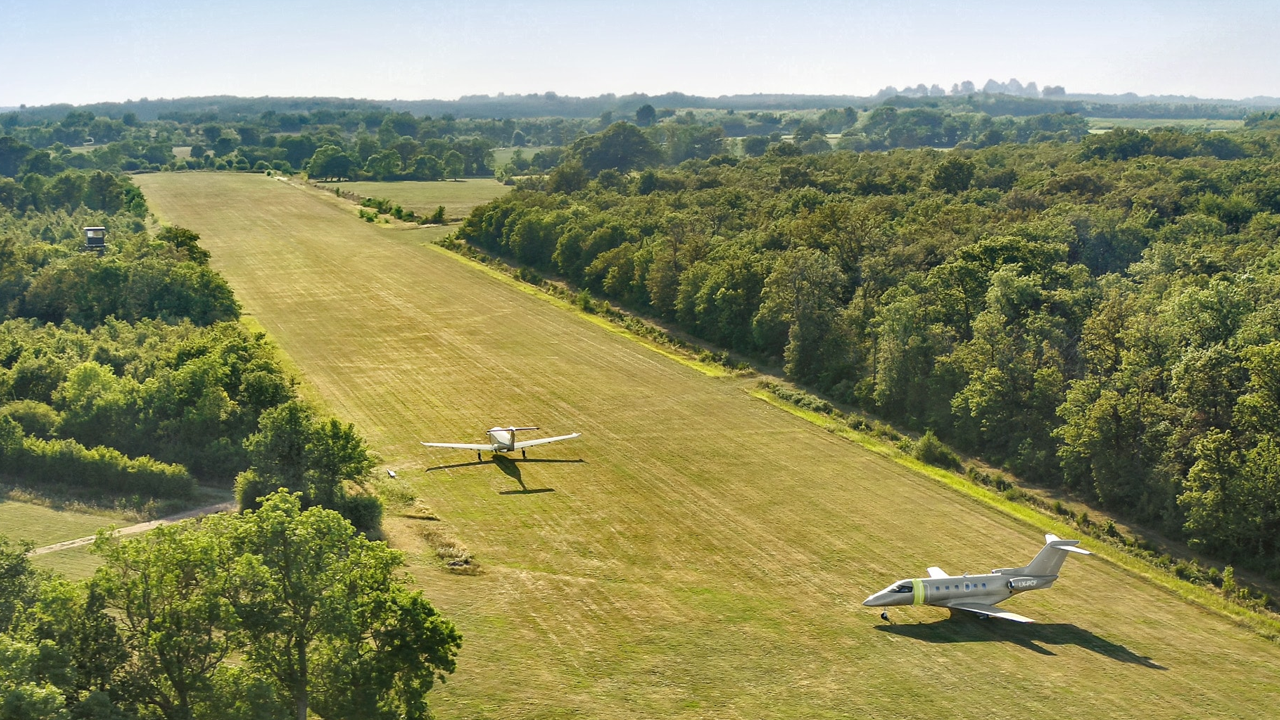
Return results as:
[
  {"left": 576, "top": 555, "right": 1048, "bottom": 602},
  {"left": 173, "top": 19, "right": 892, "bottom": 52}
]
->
[{"left": 421, "top": 426, "right": 580, "bottom": 461}]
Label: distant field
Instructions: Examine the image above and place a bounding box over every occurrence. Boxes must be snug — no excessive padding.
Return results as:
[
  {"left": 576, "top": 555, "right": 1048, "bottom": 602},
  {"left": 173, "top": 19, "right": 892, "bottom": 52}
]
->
[
  {"left": 490, "top": 146, "right": 553, "bottom": 168},
  {"left": 137, "top": 172, "right": 1280, "bottom": 720},
  {"left": 326, "top": 179, "right": 510, "bottom": 220},
  {"left": 1087, "top": 117, "right": 1245, "bottom": 132}
]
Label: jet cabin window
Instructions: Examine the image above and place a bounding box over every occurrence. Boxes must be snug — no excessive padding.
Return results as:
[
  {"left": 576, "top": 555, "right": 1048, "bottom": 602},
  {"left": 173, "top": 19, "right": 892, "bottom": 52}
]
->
[{"left": 889, "top": 583, "right": 913, "bottom": 593}]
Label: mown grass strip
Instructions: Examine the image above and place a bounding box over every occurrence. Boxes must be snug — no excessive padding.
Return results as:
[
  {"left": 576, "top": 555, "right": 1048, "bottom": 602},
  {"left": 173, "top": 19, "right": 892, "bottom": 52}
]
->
[
  {"left": 751, "top": 388, "right": 1280, "bottom": 642},
  {"left": 421, "top": 242, "right": 730, "bottom": 378}
]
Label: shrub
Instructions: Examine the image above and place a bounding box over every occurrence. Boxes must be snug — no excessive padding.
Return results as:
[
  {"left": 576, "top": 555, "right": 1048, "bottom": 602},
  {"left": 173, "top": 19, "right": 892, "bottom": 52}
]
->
[
  {"left": 340, "top": 493, "right": 384, "bottom": 535},
  {"left": 0, "top": 417, "right": 194, "bottom": 498},
  {"left": 912, "top": 430, "right": 961, "bottom": 470},
  {"left": 1, "top": 400, "right": 59, "bottom": 439}
]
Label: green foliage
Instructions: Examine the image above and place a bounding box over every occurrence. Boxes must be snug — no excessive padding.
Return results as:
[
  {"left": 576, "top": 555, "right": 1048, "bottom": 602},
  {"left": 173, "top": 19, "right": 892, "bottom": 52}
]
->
[
  {"left": 0, "top": 490, "right": 460, "bottom": 720},
  {"left": 1, "top": 416, "right": 194, "bottom": 498},
  {"left": 237, "top": 401, "right": 380, "bottom": 531},
  {"left": 220, "top": 491, "right": 461, "bottom": 720},
  {"left": 1, "top": 318, "right": 296, "bottom": 484},
  {"left": 912, "top": 429, "right": 962, "bottom": 469},
  {"left": 154, "top": 226, "right": 211, "bottom": 265},
  {"left": 567, "top": 122, "right": 660, "bottom": 176}
]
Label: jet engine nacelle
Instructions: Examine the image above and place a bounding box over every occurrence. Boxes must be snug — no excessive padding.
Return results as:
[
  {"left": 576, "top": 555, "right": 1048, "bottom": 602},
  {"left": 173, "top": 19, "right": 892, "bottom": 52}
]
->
[{"left": 1007, "top": 577, "right": 1040, "bottom": 591}]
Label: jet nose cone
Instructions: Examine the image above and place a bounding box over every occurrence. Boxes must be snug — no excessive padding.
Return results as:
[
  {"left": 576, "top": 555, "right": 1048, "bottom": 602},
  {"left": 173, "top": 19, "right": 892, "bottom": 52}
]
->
[{"left": 863, "top": 592, "right": 885, "bottom": 607}]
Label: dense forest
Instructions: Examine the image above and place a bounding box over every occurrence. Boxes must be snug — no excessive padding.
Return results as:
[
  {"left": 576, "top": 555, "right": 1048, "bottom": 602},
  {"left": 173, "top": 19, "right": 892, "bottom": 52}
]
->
[{"left": 457, "top": 117, "right": 1280, "bottom": 572}]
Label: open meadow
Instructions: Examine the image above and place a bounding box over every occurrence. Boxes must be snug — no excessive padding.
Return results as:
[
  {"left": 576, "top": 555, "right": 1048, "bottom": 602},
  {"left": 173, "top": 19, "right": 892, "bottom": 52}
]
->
[
  {"left": 323, "top": 178, "right": 510, "bottom": 219},
  {"left": 491, "top": 146, "right": 554, "bottom": 168},
  {"left": 0, "top": 498, "right": 130, "bottom": 579},
  {"left": 135, "top": 172, "right": 1280, "bottom": 720},
  {"left": 1086, "top": 117, "right": 1245, "bottom": 132}
]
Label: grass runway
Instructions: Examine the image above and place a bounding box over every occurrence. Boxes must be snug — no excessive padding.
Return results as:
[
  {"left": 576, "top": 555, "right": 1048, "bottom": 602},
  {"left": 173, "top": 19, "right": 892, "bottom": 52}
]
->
[{"left": 136, "top": 172, "right": 1280, "bottom": 720}]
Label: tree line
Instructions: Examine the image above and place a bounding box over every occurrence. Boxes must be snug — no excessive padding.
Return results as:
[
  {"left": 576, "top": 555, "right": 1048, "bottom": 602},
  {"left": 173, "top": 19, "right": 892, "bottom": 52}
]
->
[{"left": 459, "top": 122, "right": 1280, "bottom": 571}]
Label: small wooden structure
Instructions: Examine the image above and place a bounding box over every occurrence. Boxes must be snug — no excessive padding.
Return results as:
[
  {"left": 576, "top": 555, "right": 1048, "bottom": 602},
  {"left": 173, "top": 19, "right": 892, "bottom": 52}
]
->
[{"left": 83, "top": 226, "right": 106, "bottom": 254}]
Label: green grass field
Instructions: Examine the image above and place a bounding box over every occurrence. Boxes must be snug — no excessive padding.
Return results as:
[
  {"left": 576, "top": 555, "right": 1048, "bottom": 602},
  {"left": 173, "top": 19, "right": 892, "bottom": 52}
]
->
[
  {"left": 1086, "top": 117, "right": 1245, "bottom": 133},
  {"left": 490, "top": 146, "right": 553, "bottom": 168},
  {"left": 136, "top": 172, "right": 1280, "bottom": 720},
  {"left": 0, "top": 499, "right": 126, "bottom": 547},
  {"left": 325, "top": 179, "right": 510, "bottom": 219},
  {"left": 0, "top": 499, "right": 128, "bottom": 578}
]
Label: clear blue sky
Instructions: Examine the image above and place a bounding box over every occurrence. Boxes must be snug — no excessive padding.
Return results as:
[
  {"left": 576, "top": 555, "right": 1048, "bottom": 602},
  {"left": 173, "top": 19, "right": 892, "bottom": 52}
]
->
[{"left": 1, "top": 0, "right": 1277, "bottom": 107}]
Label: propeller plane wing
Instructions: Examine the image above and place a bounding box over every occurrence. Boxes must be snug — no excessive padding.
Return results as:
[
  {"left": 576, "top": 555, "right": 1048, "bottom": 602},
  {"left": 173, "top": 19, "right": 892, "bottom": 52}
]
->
[{"left": 422, "top": 426, "right": 580, "bottom": 460}]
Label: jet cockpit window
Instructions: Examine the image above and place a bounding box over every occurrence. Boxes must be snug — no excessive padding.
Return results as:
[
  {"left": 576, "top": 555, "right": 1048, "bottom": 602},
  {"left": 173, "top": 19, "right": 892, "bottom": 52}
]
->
[{"left": 889, "top": 582, "right": 913, "bottom": 593}]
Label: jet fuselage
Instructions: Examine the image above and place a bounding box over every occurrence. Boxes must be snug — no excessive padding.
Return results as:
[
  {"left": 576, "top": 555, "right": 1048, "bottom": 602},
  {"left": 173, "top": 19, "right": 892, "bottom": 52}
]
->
[{"left": 863, "top": 572, "right": 1054, "bottom": 608}]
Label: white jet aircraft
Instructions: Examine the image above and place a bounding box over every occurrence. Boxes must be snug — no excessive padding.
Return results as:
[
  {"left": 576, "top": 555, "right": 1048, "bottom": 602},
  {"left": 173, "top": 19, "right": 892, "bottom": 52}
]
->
[
  {"left": 863, "top": 534, "right": 1091, "bottom": 622},
  {"left": 421, "top": 426, "right": 580, "bottom": 461}
]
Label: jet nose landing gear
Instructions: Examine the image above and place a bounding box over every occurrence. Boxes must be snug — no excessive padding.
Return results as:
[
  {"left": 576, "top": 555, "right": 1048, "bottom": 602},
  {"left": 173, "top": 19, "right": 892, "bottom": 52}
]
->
[{"left": 880, "top": 611, "right": 890, "bottom": 622}]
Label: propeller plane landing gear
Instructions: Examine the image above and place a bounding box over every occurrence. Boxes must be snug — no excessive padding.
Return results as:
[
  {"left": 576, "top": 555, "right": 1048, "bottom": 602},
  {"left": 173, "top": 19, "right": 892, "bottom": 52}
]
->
[
  {"left": 522, "top": 449, "right": 527, "bottom": 459},
  {"left": 477, "top": 451, "right": 482, "bottom": 462}
]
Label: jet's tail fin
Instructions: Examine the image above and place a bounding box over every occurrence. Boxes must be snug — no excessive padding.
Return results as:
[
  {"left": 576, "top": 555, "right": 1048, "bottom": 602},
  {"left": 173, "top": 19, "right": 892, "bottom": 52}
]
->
[{"left": 997, "top": 534, "right": 1091, "bottom": 577}]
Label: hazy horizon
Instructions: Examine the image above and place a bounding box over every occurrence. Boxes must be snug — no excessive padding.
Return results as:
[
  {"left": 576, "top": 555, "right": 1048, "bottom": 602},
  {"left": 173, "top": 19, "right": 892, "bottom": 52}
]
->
[{"left": 2, "top": 0, "right": 1278, "bottom": 108}]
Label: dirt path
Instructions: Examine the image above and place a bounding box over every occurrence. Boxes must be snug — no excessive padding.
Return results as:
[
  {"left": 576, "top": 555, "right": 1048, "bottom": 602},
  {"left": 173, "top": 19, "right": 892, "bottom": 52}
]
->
[{"left": 26, "top": 501, "right": 237, "bottom": 556}]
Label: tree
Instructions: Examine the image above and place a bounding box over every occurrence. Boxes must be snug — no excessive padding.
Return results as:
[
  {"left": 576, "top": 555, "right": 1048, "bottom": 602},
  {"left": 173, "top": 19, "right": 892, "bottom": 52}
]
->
[
  {"left": 14, "top": 576, "right": 129, "bottom": 719},
  {"left": 568, "top": 123, "right": 661, "bottom": 176},
  {"left": 237, "top": 400, "right": 378, "bottom": 530},
  {"left": 155, "top": 226, "right": 211, "bottom": 265},
  {"left": 928, "top": 156, "right": 975, "bottom": 193},
  {"left": 306, "top": 146, "right": 354, "bottom": 180},
  {"left": 442, "top": 150, "right": 465, "bottom": 181},
  {"left": 753, "top": 248, "right": 846, "bottom": 382},
  {"left": 0, "top": 536, "right": 36, "bottom": 633},
  {"left": 363, "top": 149, "right": 400, "bottom": 181},
  {"left": 635, "top": 104, "right": 656, "bottom": 127},
  {"left": 92, "top": 523, "right": 238, "bottom": 720},
  {"left": 741, "top": 135, "right": 769, "bottom": 157},
  {"left": 547, "top": 160, "right": 588, "bottom": 194},
  {"left": 225, "top": 492, "right": 461, "bottom": 720}
]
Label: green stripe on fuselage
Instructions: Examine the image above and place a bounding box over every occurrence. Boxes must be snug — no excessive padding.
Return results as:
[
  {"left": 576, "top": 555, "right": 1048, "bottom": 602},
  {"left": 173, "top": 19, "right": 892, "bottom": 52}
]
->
[{"left": 912, "top": 578, "right": 924, "bottom": 606}]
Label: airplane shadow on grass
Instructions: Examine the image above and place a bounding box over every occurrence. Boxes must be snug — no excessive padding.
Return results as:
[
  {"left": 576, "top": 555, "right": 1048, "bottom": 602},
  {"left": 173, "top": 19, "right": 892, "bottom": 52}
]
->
[
  {"left": 423, "top": 455, "right": 585, "bottom": 495},
  {"left": 877, "top": 614, "right": 1166, "bottom": 669}
]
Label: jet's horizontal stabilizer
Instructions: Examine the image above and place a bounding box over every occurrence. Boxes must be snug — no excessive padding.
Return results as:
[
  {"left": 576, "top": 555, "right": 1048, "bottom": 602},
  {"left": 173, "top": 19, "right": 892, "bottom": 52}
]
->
[
  {"left": 1045, "top": 534, "right": 1091, "bottom": 552},
  {"left": 946, "top": 602, "right": 1035, "bottom": 623}
]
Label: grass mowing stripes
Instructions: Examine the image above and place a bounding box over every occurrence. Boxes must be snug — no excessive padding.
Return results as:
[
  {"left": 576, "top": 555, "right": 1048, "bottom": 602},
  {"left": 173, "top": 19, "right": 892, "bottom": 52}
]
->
[
  {"left": 319, "top": 179, "right": 511, "bottom": 219},
  {"left": 136, "top": 172, "right": 1280, "bottom": 720}
]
